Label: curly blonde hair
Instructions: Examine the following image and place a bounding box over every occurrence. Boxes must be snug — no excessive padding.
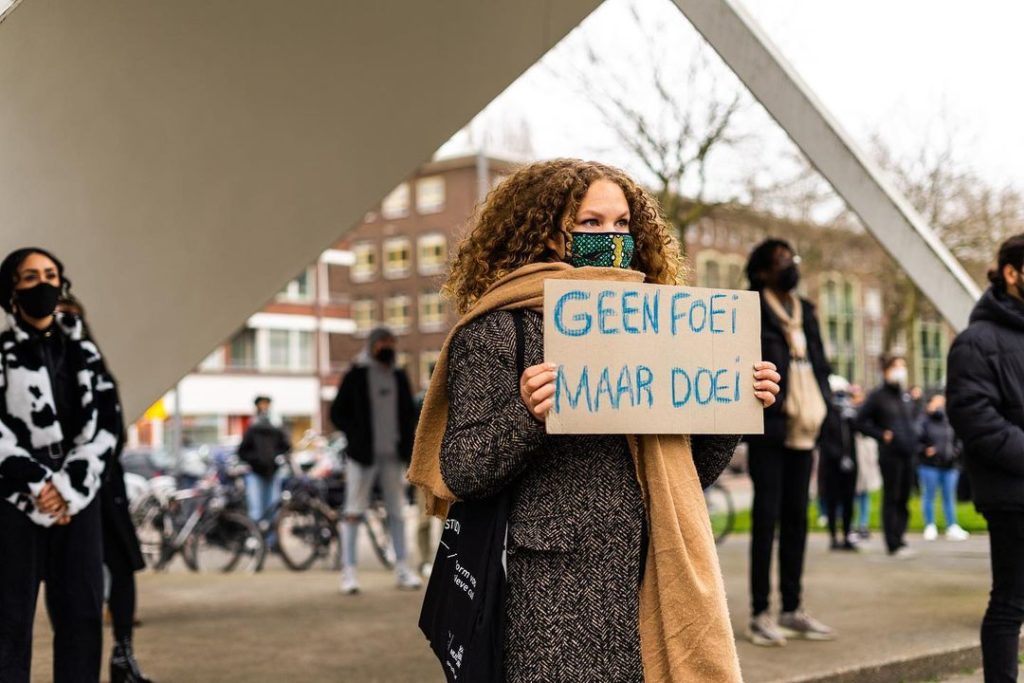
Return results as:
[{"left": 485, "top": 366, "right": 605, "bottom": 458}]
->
[{"left": 443, "top": 159, "right": 683, "bottom": 314}]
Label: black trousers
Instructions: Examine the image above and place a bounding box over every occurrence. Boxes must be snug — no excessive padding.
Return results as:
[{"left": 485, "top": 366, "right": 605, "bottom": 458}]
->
[
  {"left": 104, "top": 543, "right": 137, "bottom": 643},
  {"left": 981, "top": 510, "right": 1024, "bottom": 683},
  {"left": 879, "top": 455, "right": 912, "bottom": 553},
  {"left": 822, "top": 459, "right": 857, "bottom": 542},
  {"left": 748, "top": 442, "right": 813, "bottom": 615},
  {"left": 0, "top": 499, "right": 104, "bottom": 683}
]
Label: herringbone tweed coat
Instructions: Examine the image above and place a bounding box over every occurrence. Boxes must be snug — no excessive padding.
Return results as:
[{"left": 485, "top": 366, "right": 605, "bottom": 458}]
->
[{"left": 440, "top": 310, "right": 739, "bottom": 682}]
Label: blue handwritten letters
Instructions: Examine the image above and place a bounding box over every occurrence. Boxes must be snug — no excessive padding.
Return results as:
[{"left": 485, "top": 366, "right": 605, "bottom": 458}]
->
[{"left": 543, "top": 280, "right": 764, "bottom": 435}]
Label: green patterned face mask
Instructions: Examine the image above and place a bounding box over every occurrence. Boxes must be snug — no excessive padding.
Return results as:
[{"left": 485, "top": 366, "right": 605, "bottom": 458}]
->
[{"left": 566, "top": 232, "right": 635, "bottom": 269}]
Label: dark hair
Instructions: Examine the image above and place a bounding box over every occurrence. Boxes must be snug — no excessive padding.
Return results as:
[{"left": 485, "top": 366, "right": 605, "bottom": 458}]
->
[
  {"left": 254, "top": 396, "right": 272, "bottom": 406},
  {"left": 745, "top": 238, "right": 793, "bottom": 291},
  {"left": 0, "top": 247, "right": 72, "bottom": 314},
  {"left": 880, "top": 354, "right": 905, "bottom": 372},
  {"left": 988, "top": 234, "right": 1024, "bottom": 290}
]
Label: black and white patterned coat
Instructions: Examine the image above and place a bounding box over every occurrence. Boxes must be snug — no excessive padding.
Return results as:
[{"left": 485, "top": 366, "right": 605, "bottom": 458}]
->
[
  {"left": 440, "top": 311, "right": 739, "bottom": 682},
  {"left": 0, "top": 313, "right": 120, "bottom": 526}
]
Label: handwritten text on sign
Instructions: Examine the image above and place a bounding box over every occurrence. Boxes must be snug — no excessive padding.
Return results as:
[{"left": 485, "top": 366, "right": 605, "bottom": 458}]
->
[{"left": 543, "top": 280, "right": 764, "bottom": 435}]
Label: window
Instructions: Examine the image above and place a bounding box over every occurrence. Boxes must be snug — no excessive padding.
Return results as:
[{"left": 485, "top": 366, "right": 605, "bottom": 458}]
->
[
  {"left": 384, "top": 295, "right": 412, "bottom": 332},
  {"left": 277, "top": 269, "right": 313, "bottom": 302},
  {"left": 417, "top": 233, "right": 447, "bottom": 276},
  {"left": 268, "top": 330, "right": 292, "bottom": 370},
  {"left": 352, "top": 242, "right": 377, "bottom": 282},
  {"left": 697, "top": 250, "right": 745, "bottom": 289},
  {"left": 819, "top": 274, "right": 862, "bottom": 383},
  {"left": 916, "top": 319, "right": 948, "bottom": 389},
  {"left": 420, "top": 350, "right": 441, "bottom": 389},
  {"left": 353, "top": 299, "right": 377, "bottom": 334},
  {"left": 383, "top": 237, "right": 412, "bottom": 279},
  {"left": 199, "top": 348, "right": 225, "bottom": 371},
  {"left": 416, "top": 176, "right": 446, "bottom": 214},
  {"left": 381, "top": 183, "right": 410, "bottom": 219},
  {"left": 700, "top": 259, "right": 722, "bottom": 289},
  {"left": 396, "top": 351, "right": 411, "bottom": 371},
  {"left": 228, "top": 329, "right": 257, "bottom": 370},
  {"left": 296, "top": 331, "right": 314, "bottom": 371},
  {"left": 419, "top": 292, "right": 446, "bottom": 332}
]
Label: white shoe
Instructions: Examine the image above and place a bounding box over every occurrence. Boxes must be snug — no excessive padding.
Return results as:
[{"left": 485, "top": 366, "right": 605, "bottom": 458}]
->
[
  {"left": 923, "top": 524, "right": 938, "bottom": 541},
  {"left": 340, "top": 566, "right": 360, "bottom": 595},
  {"left": 892, "top": 546, "right": 918, "bottom": 559},
  {"left": 946, "top": 524, "right": 970, "bottom": 541},
  {"left": 396, "top": 564, "right": 423, "bottom": 591}
]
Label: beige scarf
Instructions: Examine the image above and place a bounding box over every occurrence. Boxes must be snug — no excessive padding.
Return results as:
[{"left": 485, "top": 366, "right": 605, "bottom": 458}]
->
[
  {"left": 763, "top": 288, "right": 827, "bottom": 450},
  {"left": 408, "top": 262, "right": 742, "bottom": 683}
]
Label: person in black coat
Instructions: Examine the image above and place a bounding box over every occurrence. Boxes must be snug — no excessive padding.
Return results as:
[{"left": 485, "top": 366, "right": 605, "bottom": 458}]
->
[
  {"left": 331, "top": 326, "right": 420, "bottom": 594},
  {"left": 855, "top": 355, "right": 919, "bottom": 557},
  {"left": 237, "top": 396, "right": 290, "bottom": 533},
  {"left": 820, "top": 375, "right": 858, "bottom": 551},
  {"left": 57, "top": 295, "right": 152, "bottom": 683},
  {"left": 743, "top": 239, "right": 835, "bottom": 647},
  {"left": 946, "top": 234, "right": 1024, "bottom": 683}
]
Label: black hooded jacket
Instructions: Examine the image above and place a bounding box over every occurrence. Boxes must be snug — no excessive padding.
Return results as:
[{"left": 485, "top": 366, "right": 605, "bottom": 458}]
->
[{"left": 946, "top": 287, "right": 1024, "bottom": 511}]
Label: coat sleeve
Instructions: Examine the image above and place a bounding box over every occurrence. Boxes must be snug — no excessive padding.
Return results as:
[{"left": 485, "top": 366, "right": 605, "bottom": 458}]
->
[
  {"left": 946, "top": 336, "right": 1024, "bottom": 476},
  {"left": 331, "top": 370, "right": 357, "bottom": 436},
  {"left": 690, "top": 435, "right": 740, "bottom": 489},
  {"left": 49, "top": 339, "right": 117, "bottom": 517},
  {"left": 440, "top": 314, "right": 546, "bottom": 500},
  {"left": 0, "top": 354, "right": 54, "bottom": 500},
  {"left": 855, "top": 391, "right": 886, "bottom": 442}
]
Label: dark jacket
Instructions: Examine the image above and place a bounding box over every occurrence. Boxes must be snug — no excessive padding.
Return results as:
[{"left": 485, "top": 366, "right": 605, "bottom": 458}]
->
[
  {"left": 747, "top": 293, "right": 831, "bottom": 445},
  {"left": 331, "top": 363, "right": 416, "bottom": 466},
  {"left": 946, "top": 287, "right": 1024, "bottom": 511},
  {"left": 855, "top": 383, "right": 920, "bottom": 461},
  {"left": 102, "top": 425, "right": 146, "bottom": 571},
  {"left": 821, "top": 397, "right": 857, "bottom": 467},
  {"left": 917, "top": 411, "right": 959, "bottom": 470},
  {"left": 237, "top": 417, "right": 290, "bottom": 479}
]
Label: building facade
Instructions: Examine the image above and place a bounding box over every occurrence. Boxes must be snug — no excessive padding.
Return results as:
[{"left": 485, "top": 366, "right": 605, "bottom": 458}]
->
[{"left": 133, "top": 155, "right": 951, "bottom": 448}]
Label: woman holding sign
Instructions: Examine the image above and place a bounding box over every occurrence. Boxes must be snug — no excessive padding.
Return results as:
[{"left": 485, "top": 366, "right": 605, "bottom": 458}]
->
[{"left": 409, "top": 159, "right": 780, "bottom": 683}]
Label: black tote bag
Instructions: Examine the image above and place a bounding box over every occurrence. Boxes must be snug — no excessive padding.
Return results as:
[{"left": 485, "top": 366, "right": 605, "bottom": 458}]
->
[{"left": 419, "top": 310, "right": 526, "bottom": 683}]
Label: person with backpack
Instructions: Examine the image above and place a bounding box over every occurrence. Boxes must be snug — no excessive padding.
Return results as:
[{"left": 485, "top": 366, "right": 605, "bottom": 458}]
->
[
  {"left": 917, "top": 392, "right": 969, "bottom": 542},
  {"left": 947, "top": 234, "right": 1024, "bottom": 682}
]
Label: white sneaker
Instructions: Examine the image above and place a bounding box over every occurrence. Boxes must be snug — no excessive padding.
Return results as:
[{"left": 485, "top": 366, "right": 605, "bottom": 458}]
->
[
  {"left": 892, "top": 546, "right": 918, "bottom": 559},
  {"left": 340, "top": 566, "right": 360, "bottom": 595},
  {"left": 923, "top": 524, "right": 938, "bottom": 541},
  {"left": 946, "top": 524, "right": 970, "bottom": 541},
  {"left": 396, "top": 564, "right": 423, "bottom": 591}
]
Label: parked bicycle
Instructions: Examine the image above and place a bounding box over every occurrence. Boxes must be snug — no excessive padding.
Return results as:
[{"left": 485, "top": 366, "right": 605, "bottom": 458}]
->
[{"left": 704, "top": 480, "right": 735, "bottom": 545}]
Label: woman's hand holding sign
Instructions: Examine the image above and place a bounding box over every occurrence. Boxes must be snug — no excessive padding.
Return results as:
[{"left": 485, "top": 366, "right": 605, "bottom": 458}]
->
[
  {"left": 753, "top": 361, "right": 781, "bottom": 408},
  {"left": 523, "top": 360, "right": 780, "bottom": 423}
]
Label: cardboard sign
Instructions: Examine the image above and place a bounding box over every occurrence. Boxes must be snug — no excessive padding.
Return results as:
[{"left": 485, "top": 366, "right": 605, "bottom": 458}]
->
[{"left": 543, "top": 280, "right": 764, "bottom": 435}]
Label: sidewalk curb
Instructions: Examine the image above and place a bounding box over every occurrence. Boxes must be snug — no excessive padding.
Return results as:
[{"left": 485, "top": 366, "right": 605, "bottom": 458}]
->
[{"left": 783, "top": 644, "right": 980, "bottom": 683}]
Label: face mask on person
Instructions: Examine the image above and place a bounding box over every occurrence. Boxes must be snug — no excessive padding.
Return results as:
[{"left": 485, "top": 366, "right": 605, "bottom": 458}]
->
[
  {"left": 777, "top": 264, "right": 801, "bottom": 292},
  {"left": 374, "top": 347, "right": 396, "bottom": 366},
  {"left": 930, "top": 408, "right": 946, "bottom": 419},
  {"left": 14, "top": 282, "right": 60, "bottom": 320},
  {"left": 566, "top": 233, "right": 635, "bottom": 269},
  {"left": 886, "top": 367, "right": 908, "bottom": 389}
]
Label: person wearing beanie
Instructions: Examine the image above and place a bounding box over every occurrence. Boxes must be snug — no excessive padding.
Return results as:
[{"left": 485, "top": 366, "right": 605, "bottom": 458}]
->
[{"left": 331, "top": 326, "right": 421, "bottom": 593}]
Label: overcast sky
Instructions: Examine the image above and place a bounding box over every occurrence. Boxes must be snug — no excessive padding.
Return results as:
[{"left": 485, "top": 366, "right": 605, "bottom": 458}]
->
[{"left": 440, "top": 0, "right": 1024, "bottom": 199}]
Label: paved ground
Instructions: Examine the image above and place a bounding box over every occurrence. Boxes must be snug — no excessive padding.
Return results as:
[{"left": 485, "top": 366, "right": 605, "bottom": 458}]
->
[{"left": 29, "top": 530, "right": 1002, "bottom": 682}]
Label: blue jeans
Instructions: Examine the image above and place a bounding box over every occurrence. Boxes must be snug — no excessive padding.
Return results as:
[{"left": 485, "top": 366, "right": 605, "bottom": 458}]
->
[
  {"left": 245, "top": 472, "right": 284, "bottom": 526},
  {"left": 854, "top": 491, "right": 871, "bottom": 531},
  {"left": 918, "top": 465, "right": 959, "bottom": 528}
]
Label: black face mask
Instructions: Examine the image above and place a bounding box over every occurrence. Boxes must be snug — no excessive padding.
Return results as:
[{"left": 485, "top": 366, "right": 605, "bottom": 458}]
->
[
  {"left": 374, "top": 347, "right": 396, "bottom": 366},
  {"left": 777, "top": 264, "right": 800, "bottom": 292},
  {"left": 15, "top": 283, "right": 60, "bottom": 320}
]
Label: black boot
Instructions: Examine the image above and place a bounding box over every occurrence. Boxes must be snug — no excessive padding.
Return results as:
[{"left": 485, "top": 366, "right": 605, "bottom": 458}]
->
[{"left": 110, "top": 639, "right": 154, "bottom": 683}]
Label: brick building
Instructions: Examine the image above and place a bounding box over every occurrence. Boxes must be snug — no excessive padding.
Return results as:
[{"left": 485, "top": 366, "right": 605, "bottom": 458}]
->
[{"left": 133, "top": 154, "right": 950, "bottom": 448}]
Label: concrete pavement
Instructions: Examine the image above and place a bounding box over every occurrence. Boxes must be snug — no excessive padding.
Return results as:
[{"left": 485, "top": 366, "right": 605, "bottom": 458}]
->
[{"left": 28, "top": 530, "right": 1002, "bottom": 682}]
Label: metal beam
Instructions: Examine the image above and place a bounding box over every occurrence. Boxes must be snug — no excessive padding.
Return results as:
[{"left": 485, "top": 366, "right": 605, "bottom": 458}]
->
[{"left": 670, "top": 0, "right": 982, "bottom": 331}]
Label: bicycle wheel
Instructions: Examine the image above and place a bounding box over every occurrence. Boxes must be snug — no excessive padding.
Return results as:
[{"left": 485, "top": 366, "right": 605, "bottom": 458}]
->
[
  {"left": 363, "top": 503, "right": 395, "bottom": 569},
  {"left": 276, "top": 505, "right": 331, "bottom": 572},
  {"left": 704, "top": 483, "right": 735, "bottom": 545},
  {"left": 187, "top": 511, "right": 266, "bottom": 573}
]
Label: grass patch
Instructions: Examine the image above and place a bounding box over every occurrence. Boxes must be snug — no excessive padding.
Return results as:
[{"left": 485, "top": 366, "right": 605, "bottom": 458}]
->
[{"left": 729, "top": 489, "right": 987, "bottom": 535}]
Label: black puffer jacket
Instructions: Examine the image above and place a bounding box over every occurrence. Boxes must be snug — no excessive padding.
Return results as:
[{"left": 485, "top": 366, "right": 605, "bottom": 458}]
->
[
  {"left": 947, "top": 287, "right": 1024, "bottom": 512},
  {"left": 855, "top": 383, "right": 920, "bottom": 461}
]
